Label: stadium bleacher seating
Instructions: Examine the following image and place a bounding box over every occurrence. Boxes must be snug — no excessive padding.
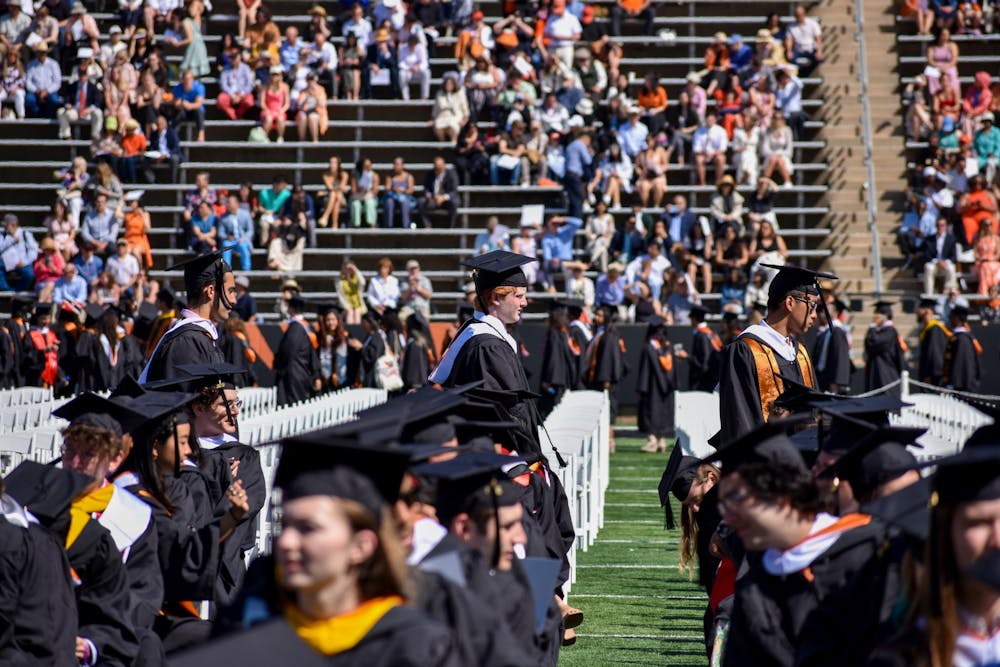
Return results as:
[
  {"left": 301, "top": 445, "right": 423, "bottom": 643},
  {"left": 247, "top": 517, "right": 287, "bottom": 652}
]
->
[{"left": 0, "top": 0, "right": 834, "bottom": 321}]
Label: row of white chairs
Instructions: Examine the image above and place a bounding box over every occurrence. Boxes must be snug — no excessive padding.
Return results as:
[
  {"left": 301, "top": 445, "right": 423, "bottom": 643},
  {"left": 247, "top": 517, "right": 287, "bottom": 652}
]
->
[{"left": 0, "top": 387, "right": 54, "bottom": 408}]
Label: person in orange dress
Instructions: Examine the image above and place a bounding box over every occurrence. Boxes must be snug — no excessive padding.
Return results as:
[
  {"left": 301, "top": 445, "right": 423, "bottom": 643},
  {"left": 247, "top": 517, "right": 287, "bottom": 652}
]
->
[
  {"left": 122, "top": 190, "right": 153, "bottom": 269},
  {"left": 971, "top": 217, "right": 1000, "bottom": 295}
]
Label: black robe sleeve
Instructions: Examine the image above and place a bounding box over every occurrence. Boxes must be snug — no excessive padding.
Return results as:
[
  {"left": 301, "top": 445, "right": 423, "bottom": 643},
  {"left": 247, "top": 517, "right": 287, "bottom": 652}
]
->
[
  {"left": 401, "top": 339, "right": 432, "bottom": 391},
  {"left": 360, "top": 333, "right": 386, "bottom": 388},
  {"left": 828, "top": 328, "right": 852, "bottom": 388},
  {"left": 275, "top": 324, "right": 319, "bottom": 407},
  {"left": 945, "top": 332, "right": 981, "bottom": 391},
  {"left": 864, "top": 327, "right": 904, "bottom": 392},
  {"left": 568, "top": 328, "right": 589, "bottom": 389},
  {"left": 690, "top": 331, "right": 712, "bottom": 390},
  {"left": 67, "top": 521, "right": 140, "bottom": 667},
  {"left": 718, "top": 339, "right": 765, "bottom": 444},
  {"left": 125, "top": 520, "right": 165, "bottom": 631},
  {"left": 636, "top": 343, "right": 675, "bottom": 438}
]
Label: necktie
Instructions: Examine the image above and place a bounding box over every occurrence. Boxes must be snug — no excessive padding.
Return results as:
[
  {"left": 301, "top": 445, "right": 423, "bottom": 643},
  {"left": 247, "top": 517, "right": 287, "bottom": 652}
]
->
[{"left": 78, "top": 83, "right": 86, "bottom": 113}]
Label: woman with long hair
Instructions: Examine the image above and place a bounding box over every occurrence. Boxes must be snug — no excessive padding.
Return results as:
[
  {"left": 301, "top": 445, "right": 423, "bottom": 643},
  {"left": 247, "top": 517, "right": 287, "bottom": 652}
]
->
[
  {"left": 350, "top": 157, "right": 380, "bottom": 228},
  {"left": 971, "top": 217, "right": 1000, "bottom": 295},
  {"left": 318, "top": 304, "right": 362, "bottom": 391},
  {"left": 318, "top": 156, "right": 349, "bottom": 229},
  {"left": 636, "top": 314, "right": 677, "bottom": 453},
  {"left": 400, "top": 312, "right": 436, "bottom": 391},
  {"left": 538, "top": 304, "right": 577, "bottom": 418},
  {"left": 45, "top": 198, "right": 78, "bottom": 262},
  {"left": 583, "top": 305, "right": 627, "bottom": 452},
  {"left": 221, "top": 315, "right": 259, "bottom": 387},
  {"left": 336, "top": 260, "right": 367, "bottom": 324}
]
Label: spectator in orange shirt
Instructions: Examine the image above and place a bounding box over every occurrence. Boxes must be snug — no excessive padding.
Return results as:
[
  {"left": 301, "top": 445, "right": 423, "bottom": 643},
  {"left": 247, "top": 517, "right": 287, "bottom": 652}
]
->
[
  {"left": 703, "top": 32, "right": 731, "bottom": 96},
  {"left": 609, "top": 0, "right": 655, "bottom": 36},
  {"left": 118, "top": 118, "right": 148, "bottom": 183},
  {"left": 636, "top": 72, "right": 667, "bottom": 136}
]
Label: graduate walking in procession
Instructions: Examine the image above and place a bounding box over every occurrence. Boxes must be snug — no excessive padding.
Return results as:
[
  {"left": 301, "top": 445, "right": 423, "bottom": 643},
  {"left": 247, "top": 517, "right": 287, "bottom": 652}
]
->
[
  {"left": 942, "top": 300, "right": 983, "bottom": 392},
  {"left": 812, "top": 297, "right": 852, "bottom": 394},
  {"left": 637, "top": 314, "right": 678, "bottom": 453},
  {"left": 915, "top": 297, "right": 949, "bottom": 386},
  {"left": 864, "top": 300, "right": 906, "bottom": 397},
  {"left": 582, "top": 305, "right": 627, "bottom": 452},
  {"left": 688, "top": 304, "right": 722, "bottom": 392}
]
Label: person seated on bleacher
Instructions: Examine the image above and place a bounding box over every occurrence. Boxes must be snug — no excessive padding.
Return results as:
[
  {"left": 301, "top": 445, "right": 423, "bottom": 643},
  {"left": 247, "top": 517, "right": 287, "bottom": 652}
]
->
[
  {"left": 971, "top": 216, "right": 1000, "bottom": 295},
  {"left": 540, "top": 214, "right": 584, "bottom": 293},
  {"left": 295, "top": 71, "right": 329, "bottom": 143},
  {"left": 81, "top": 193, "right": 121, "bottom": 258},
  {"left": 24, "top": 41, "right": 62, "bottom": 119},
  {"left": 398, "top": 32, "right": 430, "bottom": 100},
  {"left": 172, "top": 68, "right": 206, "bottom": 142},
  {"left": 279, "top": 25, "right": 305, "bottom": 72},
  {"left": 52, "top": 261, "right": 88, "bottom": 306},
  {"left": 760, "top": 112, "right": 795, "bottom": 187},
  {"left": 899, "top": 196, "right": 936, "bottom": 270},
  {"left": 693, "top": 111, "right": 728, "bottom": 186},
  {"left": 118, "top": 119, "right": 149, "bottom": 184},
  {"left": 0, "top": 2, "right": 30, "bottom": 55},
  {"left": 308, "top": 29, "right": 339, "bottom": 98},
  {"left": 608, "top": 0, "right": 654, "bottom": 37},
  {"left": 106, "top": 238, "right": 142, "bottom": 299},
  {"left": 974, "top": 111, "right": 1000, "bottom": 183},
  {"left": 364, "top": 27, "right": 398, "bottom": 98},
  {"left": 958, "top": 173, "right": 998, "bottom": 245},
  {"left": 217, "top": 47, "right": 256, "bottom": 120},
  {"left": 922, "top": 215, "right": 959, "bottom": 295},
  {"left": 267, "top": 208, "right": 307, "bottom": 274},
  {"left": 785, "top": 4, "right": 822, "bottom": 77},
  {"left": 32, "top": 237, "right": 64, "bottom": 302},
  {"left": 418, "top": 155, "right": 459, "bottom": 228},
  {"left": 189, "top": 200, "right": 219, "bottom": 254},
  {"left": 57, "top": 62, "right": 103, "bottom": 141},
  {"left": 0, "top": 213, "right": 38, "bottom": 292},
  {"left": 147, "top": 113, "right": 182, "bottom": 182},
  {"left": 259, "top": 64, "right": 291, "bottom": 142},
  {"left": 382, "top": 156, "right": 417, "bottom": 229},
  {"left": 774, "top": 65, "right": 806, "bottom": 140},
  {"left": 219, "top": 194, "right": 255, "bottom": 272},
  {"left": 283, "top": 184, "right": 317, "bottom": 247},
  {"left": 490, "top": 120, "right": 531, "bottom": 186}
]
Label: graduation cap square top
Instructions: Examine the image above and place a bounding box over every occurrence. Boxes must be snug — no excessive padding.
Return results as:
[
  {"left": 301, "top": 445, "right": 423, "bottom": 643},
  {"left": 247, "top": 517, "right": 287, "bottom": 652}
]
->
[
  {"left": 52, "top": 392, "right": 146, "bottom": 438},
  {"left": 658, "top": 444, "right": 700, "bottom": 529},
  {"left": 761, "top": 264, "right": 837, "bottom": 301},
  {"left": 831, "top": 423, "right": 926, "bottom": 499},
  {"left": 861, "top": 476, "right": 933, "bottom": 544},
  {"left": 414, "top": 451, "right": 527, "bottom": 524},
  {"left": 4, "top": 460, "right": 92, "bottom": 524},
  {"left": 703, "top": 416, "right": 813, "bottom": 474},
  {"left": 274, "top": 438, "right": 412, "bottom": 520},
  {"left": 144, "top": 362, "right": 249, "bottom": 393},
  {"left": 462, "top": 250, "right": 537, "bottom": 293},
  {"left": 928, "top": 443, "right": 1000, "bottom": 505},
  {"left": 111, "top": 390, "right": 201, "bottom": 435},
  {"left": 166, "top": 246, "right": 236, "bottom": 299}
]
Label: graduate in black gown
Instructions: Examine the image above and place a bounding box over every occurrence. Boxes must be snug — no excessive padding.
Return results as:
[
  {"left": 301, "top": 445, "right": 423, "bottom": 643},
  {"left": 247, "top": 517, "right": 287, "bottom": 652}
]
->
[
  {"left": 4, "top": 295, "right": 32, "bottom": 387},
  {"left": 401, "top": 312, "right": 437, "bottom": 391},
  {"left": 218, "top": 316, "right": 258, "bottom": 388},
  {"left": 274, "top": 295, "right": 321, "bottom": 407},
  {"left": 565, "top": 300, "right": 591, "bottom": 389},
  {"left": 145, "top": 285, "right": 180, "bottom": 360},
  {"left": 717, "top": 264, "right": 833, "bottom": 443},
  {"left": 811, "top": 298, "right": 852, "bottom": 394},
  {"left": 914, "top": 297, "right": 949, "bottom": 385},
  {"left": 637, "top": 314, "right": 677, "bottom": 453},
  {"left": 689, "top": 304, "right": 722, "bottom": 392},
  {"left": 581, "top": 305, "right": 627, "bottom": 450},
  {"left": 941, "top": 301, "right": 982, "bottom": 391},
  {"left": 705, "top": 421, "right": 886, "bottom": 667},
  {"left": 538, "top": 302, "right": 577, "bottom": 418},
  {"left": 140, "top": 249, "right": 237, "bottom": 385},
  {"left": 0, "top": 311, "right": 20, "bottom": 389},
  {"left": 0, "top": 462, "right": 80, "bottom": 666},
  {"left": 114, "top": 392, "right": 250, "bottom": 654},
  {"left": 863, "top": 300, "right": 906, "bottom": 397},
  {"left": 359, "top": 310, "right": 388, "bottom": 389},
  {"left": 178, "top": 436, "right": 461, "bottom": 666},
  {"left": 429, "top": 251, "right": 542, "bottom": 452}
]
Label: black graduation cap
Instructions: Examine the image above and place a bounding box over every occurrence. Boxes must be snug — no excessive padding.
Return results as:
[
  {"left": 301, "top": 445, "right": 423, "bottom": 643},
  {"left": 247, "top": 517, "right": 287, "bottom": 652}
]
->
[
  {"left": 658, "top": 444, "right": 700, "bottom": 529},
  {"left": 702, "top": 416, "right": 812, "bottom": 473},
  {"left": 3, "top": 460, "right": 91, "bottom": 524},
  {"left": 927, "top": 443, "right": 1000, "bottom": 505},
  {"left": 462, "top": 250, "right": 536, "bottom": 293},
  {"left": 145, "top": 362, "right": 248, "bottom": 399},
  {"left": 772, "top": 374, "right": 842, "bottom": 413},
  {"left": 31, "top": 303, "right": 52, "bottom": 320},
  {"left": 83, "top": 303, "right": 105, "bottom": 326},
  {"left": 166, "top": 246, "right": 235, "bottom": 300},
  {"left": 274, "top": 437, "right": 412, "bottom": 520},
  {"left": 949, "top": 301, "right": 971, "bottom": 320},
  {"left": 645, "top": 314, "right": 668, "bottom": 329},
  {"left": 287, "top": 294, "right": 307, "bottom": 312},
  {"left": 831, "top": 297, "right": 849, "bottom": 314},
  {"left": 832, "top": 423, "right": 925, "bottom": 501},
  {"left": 291, "top": 410, "right": 404, "bottom": 450},
  {"left": 751, "top": 300, "right": 768, "bottom": 316},
  {"left": 861, "top": 476, "right": 933, "bottom": 545},
  {"left": 51, "top": 391, "right": 149, "bottom": 437},
  {"left": 457, "top": 303, "right": 475, "bottom": 321},
  {"left": 813, "top": 396, "right": 912, "bottom": 455},
  {"left": 314, "top": 301, "right": 342, "bottom": 317},
  {"left": 689, "top": 303, "right": 710, "bottom": 321},
  {"left": 965, "top": 549, "right": 1000, "bottom": 591},
  {"left": 132, "top": 301, "right": 160, "bottom": 340},
  {"left": 415, "top": 451, "right": 524, "bottom": 524},
  {"left": 790, "top": 425, "right": 820, "bottom": 455},
  {"left": 761, "top": 263, "right": 838, "bottom": 300},
  {"left": 10, "top": 294, "right": 34, "bottom": 316},
  {"left": 463, "top": 385, "right": 542, "bottom": 405},
  {"left": 872, "top": 300, "right": 894, "bottom": 317},
  {"left": 156, "top": 283, "right": 178, "bottom": 307},
  {"left": 916, "top": 297, "right": 938, "bottom": 311}
]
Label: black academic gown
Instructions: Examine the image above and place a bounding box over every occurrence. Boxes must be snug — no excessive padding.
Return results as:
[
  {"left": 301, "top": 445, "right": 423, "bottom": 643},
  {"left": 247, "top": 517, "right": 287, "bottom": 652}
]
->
[
  {"left": 72, "top": 329, "right": 108, "bottom": 393},
  {"left": 0, "top": 324, "right": 19, "bottom": 388},
  {"left": 142, "top": 324, "right": 224, "bottom": 384},
  {"left": 812, "top": 325, "right": 852, "bottom": 392},
  {"left": 275, "top": 320, "right": 320, "bottom": 407},
  {"left": 66, "top": 519, "right": 141, "bottom": 667},
  {"left": 360, "top": 331, "right": 386, "bottom": 389},
  {"left": 219, "top": 331, "right": 257, "bottom": 388},
  {"left": 523, "top": 470, "right": 576, "bottom": 591},
  {"left": 5, "top": 316, "right": 28, "bottom": 386},
  {"left": 583, "top": 327, "right": 627, "bottom": 421},
  {"left": 567, "top": 322, "right": 590, "bottom": 389},
  {"left": 864, "top": 326, "right": 905, "bottom": 395},
  {"left": 690, "top": 326, "right": 722, "bottom": 392},
  {"left": 636, "top": 339, "right": 677, "bottom": 438},
  {"left": 694, "top": 485, "right": 722, "bottom": 594},
  {"left": 198, "top": 441, "right": 267, "bottom": 609},
  {"left": 718, "top": 333, "right": 812, "bottom": 444},
  {"left": 917, "top": 322, "right": 949, "bottom": 385},
  {"left": 942, "top": 329, "right": 981, "bottom": 391},
  {"left": 538, "top": 328, "right": 577, "bottom": 417},
  {"left": 0, "top": 516, "right": 77, "bottom": 666},
  {"left": 401, "top": 337, "right": 434, "bottom": 391},
  {"left": 722, "top": 519, "right": 885, "bottom": 667}
]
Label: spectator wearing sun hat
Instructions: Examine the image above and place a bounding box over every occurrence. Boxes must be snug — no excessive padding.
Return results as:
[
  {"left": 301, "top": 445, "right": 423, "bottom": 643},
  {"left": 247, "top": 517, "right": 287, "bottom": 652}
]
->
[
  {"left": 25, "top": 41, "right": 62, "bottom": 118},
  {"left": 57, "top": 62, "right": 102, "bottom": 140},
  {"left": 974, "top": 111, "right": 1000, "bottom": 182}
]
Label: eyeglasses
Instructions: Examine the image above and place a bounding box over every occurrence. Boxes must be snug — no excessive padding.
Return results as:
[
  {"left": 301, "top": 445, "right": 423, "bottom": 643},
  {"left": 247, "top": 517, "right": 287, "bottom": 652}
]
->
[
  {"left": 791, "top": 295, "right": 818, "bottom": 313},
  {"left": 717, "top": 489, "right": 752, "bottom": 514}
]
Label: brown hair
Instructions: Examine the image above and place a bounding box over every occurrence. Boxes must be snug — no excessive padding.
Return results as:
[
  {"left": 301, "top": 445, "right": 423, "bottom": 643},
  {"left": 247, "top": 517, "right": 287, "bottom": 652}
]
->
[
  {"left": 339, "top": 498, "right": 414, "bottom": 603},
  {"left": 678, "top": 463, "right": 719, "bottom": 578},
  {"left": 919, "top": 504, "right": 960, "bottom": 667},
  {"left": 376, "top": 257, "right": 393, "bottom": 273},
  {"left": 61, "top": 424, "right": 122, "bottom": 460}
]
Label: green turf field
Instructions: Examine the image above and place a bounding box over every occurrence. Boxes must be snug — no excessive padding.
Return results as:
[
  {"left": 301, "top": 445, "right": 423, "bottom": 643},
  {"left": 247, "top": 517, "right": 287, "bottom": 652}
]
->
[{"left": 558, "top": 433, "right": 709, "bottom": 667}]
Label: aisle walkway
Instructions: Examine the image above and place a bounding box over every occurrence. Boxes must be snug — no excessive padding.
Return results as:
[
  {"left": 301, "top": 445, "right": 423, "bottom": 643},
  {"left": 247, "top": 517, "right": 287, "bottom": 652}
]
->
[{"left": 559, "top": 433, "right": 709, "bottom": 666}]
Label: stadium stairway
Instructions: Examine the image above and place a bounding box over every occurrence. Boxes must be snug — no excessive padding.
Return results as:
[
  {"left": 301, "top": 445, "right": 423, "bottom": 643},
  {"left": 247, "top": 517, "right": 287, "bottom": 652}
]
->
[{"left": 0, "top": 0, "right": 835, "bottom": 323}]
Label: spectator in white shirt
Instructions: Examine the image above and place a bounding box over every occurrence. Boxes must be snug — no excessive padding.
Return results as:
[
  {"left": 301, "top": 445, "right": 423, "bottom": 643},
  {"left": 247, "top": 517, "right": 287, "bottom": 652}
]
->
[
  {"left": 309, "top": 31, "right": 339, "bottom": 98},
  {"left": 397, "top": 33, "right": 429, "bottom": 100},
  {"left": 105, "top": 239, "right": 141, "bottom": 292},
  {"left": 473, "top": 216, "right": 511, "bottom": 254},
  {"left": 626, "top": 241, "right": 671, "bottom": 301},
  {"left": 617, "top": 106, "right": 650, "bottom": 159},
  {"left": 366, "top": 256, "right": 401, "bottom": 313},
  {"left": 544, "top": 0, "right": 582, "bottom": 68},
  {"left": 693, "top": 111, "right": 728, "bottom": 186},
  {"left": 775, "top": 66, "right": 806, "bottom": 139},
  {"left": 785, "top": 5, "right": 822, "bottom": 77},
  {"left": 538, "top": 92, "right": 570, "bottom": 134},
  {"left": 0, "top": 213, "right": 37, "bottom": 291},
  {"left": 98, "top": 25, "right": 126, "bottom": 68},
  {"left": 342, "top": 2, "right": 373, "bottom": 46},
  {"left": 0, "top": 3, "right": 30, "bottom": 53},
  {"left": 24, "top": 41, "right": 61, "bottom": 118}
]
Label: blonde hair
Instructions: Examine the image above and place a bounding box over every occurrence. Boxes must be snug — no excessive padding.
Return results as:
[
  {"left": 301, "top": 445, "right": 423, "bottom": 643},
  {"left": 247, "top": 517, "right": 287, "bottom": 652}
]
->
[{"left": 678, "top": 463, "right": 720, "bottom": 579}]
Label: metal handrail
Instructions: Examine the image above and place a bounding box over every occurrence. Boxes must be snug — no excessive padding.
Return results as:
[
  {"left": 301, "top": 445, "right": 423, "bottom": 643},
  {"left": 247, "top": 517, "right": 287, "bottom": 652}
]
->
[{"left": 854, "top": 0, "right": 884, "bottom": 293}]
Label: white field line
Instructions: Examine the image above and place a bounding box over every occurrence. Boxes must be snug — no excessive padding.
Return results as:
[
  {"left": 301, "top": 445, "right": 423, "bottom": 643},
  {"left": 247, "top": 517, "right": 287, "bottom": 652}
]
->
[
  {"left": 569, "top": 594, "right": 706, "bottom": 600},
  {"left": 598, "top": 539, "right": 676, "bottom": 544},
  {"left": 576, "top": 564, "right": 680, "bottom": 569},
  {"left": 604, "top": 519, "right": 663, "bottom": 524},
  {"left": 575, "top": 633, "right": 704, "bottom": 640}
]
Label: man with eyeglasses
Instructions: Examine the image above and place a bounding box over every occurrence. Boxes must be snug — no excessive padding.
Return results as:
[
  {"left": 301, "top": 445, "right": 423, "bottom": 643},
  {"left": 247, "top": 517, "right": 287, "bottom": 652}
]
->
[{"left": 717, "top": 263, "right": 837, "bottom": 442}]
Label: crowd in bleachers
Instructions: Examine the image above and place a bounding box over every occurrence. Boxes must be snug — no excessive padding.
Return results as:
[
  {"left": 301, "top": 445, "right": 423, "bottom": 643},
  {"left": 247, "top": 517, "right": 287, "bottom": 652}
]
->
[{"left": 898, "top": 19, "right": 1000, "bottom": 321}]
